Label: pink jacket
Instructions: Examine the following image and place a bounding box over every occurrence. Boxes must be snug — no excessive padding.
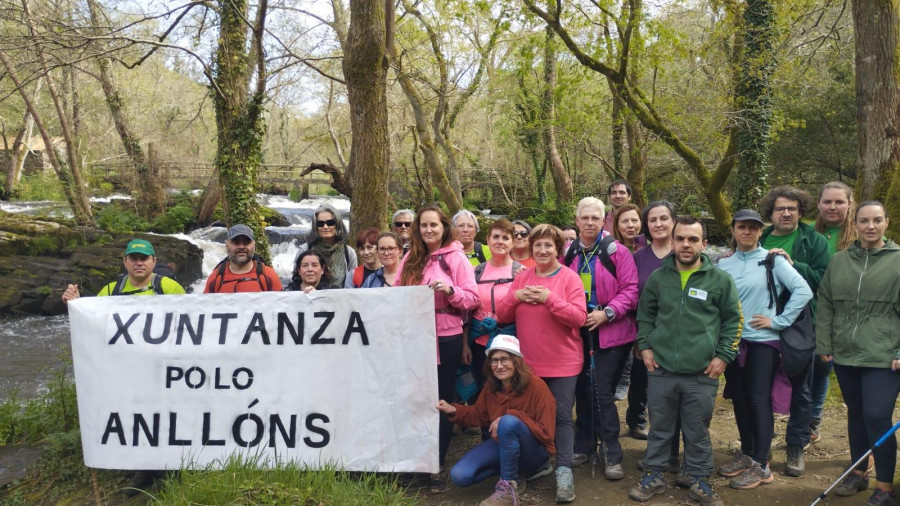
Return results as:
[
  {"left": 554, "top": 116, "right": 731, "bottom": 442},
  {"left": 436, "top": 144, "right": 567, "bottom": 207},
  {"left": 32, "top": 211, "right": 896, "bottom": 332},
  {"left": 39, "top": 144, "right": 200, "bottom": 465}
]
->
[
  {"left": 565, "top": 239, "right": 639, "bottom": 349},
  {"left": 400, "top": 241, "right": 479, "bottom": 338}
]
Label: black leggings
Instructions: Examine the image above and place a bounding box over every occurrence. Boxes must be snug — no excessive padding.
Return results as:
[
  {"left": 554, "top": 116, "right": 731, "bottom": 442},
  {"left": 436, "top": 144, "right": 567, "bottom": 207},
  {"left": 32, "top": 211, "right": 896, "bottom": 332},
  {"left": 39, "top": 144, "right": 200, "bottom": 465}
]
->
[
  {"left": 834, "top": 364, "right": 900, "bottom": 483},
  {"left": 438, "top": 334, "right": 464, "bottom": 467},
  {"left": 725, "top": 341, "right": 779, "bottom": 465}
]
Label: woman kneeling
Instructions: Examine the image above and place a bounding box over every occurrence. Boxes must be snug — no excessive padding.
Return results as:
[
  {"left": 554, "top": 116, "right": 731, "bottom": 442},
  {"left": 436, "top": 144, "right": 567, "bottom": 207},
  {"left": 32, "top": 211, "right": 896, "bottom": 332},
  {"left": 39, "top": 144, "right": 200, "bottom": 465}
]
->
[{"left": 436, "top": 335, "right": 556, "bottom": 505}]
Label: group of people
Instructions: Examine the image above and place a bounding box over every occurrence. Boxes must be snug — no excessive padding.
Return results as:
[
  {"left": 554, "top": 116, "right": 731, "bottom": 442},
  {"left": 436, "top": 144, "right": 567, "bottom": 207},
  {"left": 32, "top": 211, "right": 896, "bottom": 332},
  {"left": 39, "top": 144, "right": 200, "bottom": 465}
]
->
[{"left": 60, "top": 180, "right": 900, "bottom": 506}]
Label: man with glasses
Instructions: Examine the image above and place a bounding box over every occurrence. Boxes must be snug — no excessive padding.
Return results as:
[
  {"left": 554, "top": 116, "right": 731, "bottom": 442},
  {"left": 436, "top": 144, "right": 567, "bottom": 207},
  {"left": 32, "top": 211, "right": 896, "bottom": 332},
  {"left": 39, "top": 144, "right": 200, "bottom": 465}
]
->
[
  {"left": 603, "top": 179, "right": 634, "bottom": 234},
  {"left": 392, "top": 209, "right": 415, "bottom": 254},
  {"left": 758, "top": 186, "right": 831, "bottom": 478}
]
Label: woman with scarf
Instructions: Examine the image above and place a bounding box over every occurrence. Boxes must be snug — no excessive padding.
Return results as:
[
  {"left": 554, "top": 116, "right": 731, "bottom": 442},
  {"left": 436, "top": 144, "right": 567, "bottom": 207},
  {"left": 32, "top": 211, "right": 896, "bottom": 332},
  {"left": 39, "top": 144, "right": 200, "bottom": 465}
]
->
[{"left": 295, "top": 204, "right": 357, "bottom": 288}]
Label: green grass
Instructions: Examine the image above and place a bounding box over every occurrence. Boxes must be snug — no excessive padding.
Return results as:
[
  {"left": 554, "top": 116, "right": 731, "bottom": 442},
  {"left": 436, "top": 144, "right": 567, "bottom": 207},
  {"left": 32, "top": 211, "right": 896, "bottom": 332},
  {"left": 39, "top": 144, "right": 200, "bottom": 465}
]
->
[{"left": 151, "top": 456, "right": 418, "bottom": 505}]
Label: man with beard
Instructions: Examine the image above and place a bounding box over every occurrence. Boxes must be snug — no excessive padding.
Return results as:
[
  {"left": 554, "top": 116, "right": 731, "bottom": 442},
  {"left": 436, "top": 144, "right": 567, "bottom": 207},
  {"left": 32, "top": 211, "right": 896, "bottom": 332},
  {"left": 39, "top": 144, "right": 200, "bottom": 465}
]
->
[
  {"left": 628, "top": 216, "right": 741, "bottom": 506},
  {"left": 204, "top": 224, "right": 282, "bottom": 292}
]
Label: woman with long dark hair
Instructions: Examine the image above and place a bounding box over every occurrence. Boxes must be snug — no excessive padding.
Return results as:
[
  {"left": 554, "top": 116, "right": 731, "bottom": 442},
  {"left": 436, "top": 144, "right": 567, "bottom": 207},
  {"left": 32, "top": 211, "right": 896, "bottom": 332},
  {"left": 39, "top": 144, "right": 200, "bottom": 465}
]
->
[
  {"left": 817, "top": 201, "right": 900, "bottom": 506},
  {"left": 437, "top": 335, "right": 556, "bottom": 505},
  {"left": 285, "top": 250, "right": 339, "bottom": 292},
  {"left": 398, "top": 204, "right": 479, "bottom": 493},
  {"left": 295, "top": 204, "right": 357, "bottom": 288}
]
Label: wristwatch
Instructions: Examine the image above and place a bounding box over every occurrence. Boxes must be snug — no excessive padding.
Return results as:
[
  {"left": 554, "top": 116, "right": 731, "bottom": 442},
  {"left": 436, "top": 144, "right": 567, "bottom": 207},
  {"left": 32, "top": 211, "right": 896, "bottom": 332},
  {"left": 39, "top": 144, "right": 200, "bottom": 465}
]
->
[{"left": 604, "top": 307, "right": 615, "bottom": 321}]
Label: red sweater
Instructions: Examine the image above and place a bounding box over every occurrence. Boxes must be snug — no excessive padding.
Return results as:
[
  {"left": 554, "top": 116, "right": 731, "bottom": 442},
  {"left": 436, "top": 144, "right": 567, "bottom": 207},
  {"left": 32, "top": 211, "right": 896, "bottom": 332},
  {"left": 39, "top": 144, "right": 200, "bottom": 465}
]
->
[
  {"left": 496, "top": 266, "right": 587, "bottom": 377},
  {"left": 450, "top": 375, "right": 557, "bottom": 454}
]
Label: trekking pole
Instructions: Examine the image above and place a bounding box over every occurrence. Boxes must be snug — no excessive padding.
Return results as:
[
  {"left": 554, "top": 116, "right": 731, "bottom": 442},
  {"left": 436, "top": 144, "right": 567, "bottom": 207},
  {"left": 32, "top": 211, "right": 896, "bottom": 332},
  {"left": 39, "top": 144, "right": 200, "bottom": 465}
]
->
[
  {"left": 810, "top": 419, "right": 900, "bottom": 506},
  {"left": 587, "top": 327, "right": 602, "bottom": 480}
]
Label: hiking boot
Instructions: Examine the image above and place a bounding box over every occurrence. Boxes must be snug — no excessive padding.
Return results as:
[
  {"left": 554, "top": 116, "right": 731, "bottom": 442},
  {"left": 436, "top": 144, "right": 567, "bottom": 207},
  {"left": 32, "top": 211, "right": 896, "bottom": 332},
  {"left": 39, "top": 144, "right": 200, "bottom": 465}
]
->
[
  {"left": 615, "top": 382, "right": 629, "bottom": 401},
  {"left": 571, "top": 453, "right": 590, "bottom": 467},
  {"left": 809, "top": 417, "right": 821, "bottom": 444},
  {"left": 526, "top": 460, "right": 554, "bottom": 481},
  {"left": 430, "top": 467, "right": 448, "bottom": 494},
  {"left": 834, "top": 472, "right": 869, "bottom": 497},
  {"left": 555, "top": 465, "right": 575, "bottom": 503},
  {"left": 629, "top": 470, "right": 667, "bottom": 502},
  {"left": 865, "top": 488, "right": 897, "bottom": 506},
  {"left": 729, "top": 461, "right": 774, "bottom": 490},
  {"left": 785, "top": 445, "right": 805, "bottom": 477},
  {"left": 688, "top": 475, "right": 724, "bottom": 506},
  {"left": 674, "top": 464, "right": 693, "bottom": 488},
  {"left": 717, "top": 450, "right": 753, "bottom": 477},
  {"left": 479, "top": 479, "right": 518, "bottom": 506},
  {"left": 601, "top": 444, "right": 624, "bottom": 481},
  {"left": 629, "top": 425, "right": 649, "bottom": 440}
]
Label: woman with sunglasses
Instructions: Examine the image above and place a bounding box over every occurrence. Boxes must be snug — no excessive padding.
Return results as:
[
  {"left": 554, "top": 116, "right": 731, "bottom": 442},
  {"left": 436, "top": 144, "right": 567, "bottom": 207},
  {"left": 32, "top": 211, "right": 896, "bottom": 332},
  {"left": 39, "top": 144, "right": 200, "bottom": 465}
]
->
[
  {"left": 399, "top": 204, "right": 479, "bottom": 493},
  {"left": 361, "top": 232, "right": 403, "bottom": 288},
  {"left": 497, "top": 224, "right": 587, "bottom": 503},
  {"left": 437, "top": 335, "right": 556, "bottom": 506},
  {"left": 295, "top": 204, "right": 357, "bottom": 288},
  {"left": 510, "top": 220, "right": 536, "bottom": 269},
  {"left": 350, "top": 227, "right": 381, "bottom": 288}
]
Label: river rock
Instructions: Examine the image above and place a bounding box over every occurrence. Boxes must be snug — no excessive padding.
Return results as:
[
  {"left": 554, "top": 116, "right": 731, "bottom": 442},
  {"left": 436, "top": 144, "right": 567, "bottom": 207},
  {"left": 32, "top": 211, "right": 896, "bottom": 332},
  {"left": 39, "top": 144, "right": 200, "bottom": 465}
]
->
[{"left": 0, "top": 211, "right": 203, "bottom": 316}]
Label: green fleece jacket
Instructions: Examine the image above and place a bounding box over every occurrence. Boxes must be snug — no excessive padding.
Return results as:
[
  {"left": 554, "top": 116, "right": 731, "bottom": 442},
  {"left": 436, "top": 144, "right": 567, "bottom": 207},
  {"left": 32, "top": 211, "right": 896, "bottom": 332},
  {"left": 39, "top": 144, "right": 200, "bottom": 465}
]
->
[
  {"left": 637, "top": 253, "right": 743, "bottom": 374},
  {"left": 760, "top": 221, "right": 831, "bottom": 316},
  {"left": 816, "top": 240, "right": 900, "bottom": 368}
]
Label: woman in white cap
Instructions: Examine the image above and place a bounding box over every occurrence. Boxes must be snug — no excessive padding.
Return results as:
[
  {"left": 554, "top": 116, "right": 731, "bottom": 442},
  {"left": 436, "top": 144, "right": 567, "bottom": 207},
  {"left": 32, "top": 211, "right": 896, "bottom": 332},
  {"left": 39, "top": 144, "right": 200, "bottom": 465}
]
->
[{"left": 437, "top": 335, "right": 556, "bottom": 506}]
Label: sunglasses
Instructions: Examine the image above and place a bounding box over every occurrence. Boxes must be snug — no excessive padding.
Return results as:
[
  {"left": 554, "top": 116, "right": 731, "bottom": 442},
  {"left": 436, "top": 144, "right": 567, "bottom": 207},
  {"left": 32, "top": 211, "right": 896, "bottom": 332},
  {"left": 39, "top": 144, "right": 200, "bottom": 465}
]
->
[
  {"left": 316, "top": 219, "right": 337, "bottom": 228},
  {"left": 393, "top": 221, "right": 412, "bottom": 229},
  {"left": 514, "top": 231, "right": 529, "bottom": 238}
]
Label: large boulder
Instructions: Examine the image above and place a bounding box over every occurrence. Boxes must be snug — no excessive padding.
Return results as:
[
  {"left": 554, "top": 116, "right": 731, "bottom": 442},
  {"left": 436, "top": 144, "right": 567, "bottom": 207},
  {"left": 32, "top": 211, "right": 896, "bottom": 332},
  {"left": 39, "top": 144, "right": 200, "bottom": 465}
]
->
[{"left": 0, "top": 211, "right": 203, "bottom": 315}]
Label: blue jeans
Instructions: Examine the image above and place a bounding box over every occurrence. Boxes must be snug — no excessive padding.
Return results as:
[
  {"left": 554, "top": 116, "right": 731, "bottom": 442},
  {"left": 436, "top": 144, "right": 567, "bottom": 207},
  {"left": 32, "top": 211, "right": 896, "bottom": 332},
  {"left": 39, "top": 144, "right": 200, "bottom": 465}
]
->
[{"left": 449, "top": 415, "right": 550, "bottom": 485}]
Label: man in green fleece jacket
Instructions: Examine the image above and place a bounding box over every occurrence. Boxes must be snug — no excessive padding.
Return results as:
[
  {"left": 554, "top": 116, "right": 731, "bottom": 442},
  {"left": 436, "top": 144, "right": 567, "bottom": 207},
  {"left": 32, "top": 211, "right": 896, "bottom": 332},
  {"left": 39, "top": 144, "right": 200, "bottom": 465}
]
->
[
  {"left": 759, "top": 185, "right": 831, "bottom": 477},
  {"left": 628, "top": 216, "right": 742, "bottom": 505}
]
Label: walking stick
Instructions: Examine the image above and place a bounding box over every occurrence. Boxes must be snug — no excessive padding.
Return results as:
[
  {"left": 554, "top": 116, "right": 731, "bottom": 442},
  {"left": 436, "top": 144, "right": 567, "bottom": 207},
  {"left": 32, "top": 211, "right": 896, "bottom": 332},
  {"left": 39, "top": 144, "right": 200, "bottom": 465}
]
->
[
  {"left": 810, "top": 419, "right": 900, "bottom": 506},
  {"left": 587, "top": 326, "right": 603, "bottom": 480}
]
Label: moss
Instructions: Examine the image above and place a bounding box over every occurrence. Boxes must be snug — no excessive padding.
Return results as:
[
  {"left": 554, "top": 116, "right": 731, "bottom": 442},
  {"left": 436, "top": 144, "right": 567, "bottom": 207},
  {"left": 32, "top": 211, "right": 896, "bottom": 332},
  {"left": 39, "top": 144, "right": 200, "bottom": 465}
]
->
[{"left": 36, "top": 286, "right": 52, "bottom": 297}]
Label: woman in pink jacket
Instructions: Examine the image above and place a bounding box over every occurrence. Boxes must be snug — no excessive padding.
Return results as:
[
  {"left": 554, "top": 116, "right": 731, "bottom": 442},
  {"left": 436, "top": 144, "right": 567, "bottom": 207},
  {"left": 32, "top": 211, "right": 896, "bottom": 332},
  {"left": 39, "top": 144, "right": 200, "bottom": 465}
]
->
[
  {"left": 496, "top": 224, "right": 587, "bottom": 503},
  {"left": 566, "top": 196, "right": 639, "bottom": 481},
  {"left": 399, "top": 204, "right": 479, "bottom": 493}
]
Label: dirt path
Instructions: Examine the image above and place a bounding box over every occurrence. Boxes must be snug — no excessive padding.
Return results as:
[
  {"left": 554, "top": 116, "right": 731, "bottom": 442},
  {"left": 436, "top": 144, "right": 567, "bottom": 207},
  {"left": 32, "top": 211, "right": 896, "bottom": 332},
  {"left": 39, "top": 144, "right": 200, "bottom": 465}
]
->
[{"left": 419, "top": 395, "right": 884, "bottom": 506}]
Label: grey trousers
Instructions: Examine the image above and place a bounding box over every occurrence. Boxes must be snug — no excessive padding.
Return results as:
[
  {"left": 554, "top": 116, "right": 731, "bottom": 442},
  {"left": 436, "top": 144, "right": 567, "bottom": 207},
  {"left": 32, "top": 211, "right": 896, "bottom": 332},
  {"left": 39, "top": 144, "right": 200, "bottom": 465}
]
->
[
  {"left": 542, "top": 375, "right": 579, "bottom": 468},
  {"left": 642, "top": 368, "right": 718, "bottom": 476}
]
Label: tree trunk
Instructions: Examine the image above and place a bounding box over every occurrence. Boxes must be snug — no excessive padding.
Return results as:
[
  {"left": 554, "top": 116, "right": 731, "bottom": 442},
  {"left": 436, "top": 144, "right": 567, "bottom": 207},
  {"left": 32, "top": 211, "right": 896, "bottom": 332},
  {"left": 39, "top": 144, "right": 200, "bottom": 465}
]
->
[
  {"left": 212, "top": 0, "right": 271, "bottom": 261},
  {"left": 732, "top": 0, "right": 775, "bottom": 212},
  {"left": 342, "top": 0, "right": 390, "bottom": 240},
  {"left": 624, "top": 110, "right": 646, "bottom": 207},
  {"left": 87, "top": 0, "right": 166, "bottom": 219},
  {"left": 196, "top": 177, "right": 222, "bottom": 226},
  {"left": 4, "top": 78, "right": 40, "bottom": 197},
  {"left": 541, "top": 27, "right": 574, "bottom": 205},
  {"left": 852, "top": 0, "right": 900, "bottom": 237}
]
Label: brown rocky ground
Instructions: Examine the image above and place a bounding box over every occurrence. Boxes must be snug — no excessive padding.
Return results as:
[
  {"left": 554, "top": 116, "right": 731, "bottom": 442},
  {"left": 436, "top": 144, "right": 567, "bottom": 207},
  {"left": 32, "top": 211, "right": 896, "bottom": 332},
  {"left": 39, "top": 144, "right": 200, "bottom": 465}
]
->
[{"left": 419, "top": 393, "right": 890, "bottom": 506}]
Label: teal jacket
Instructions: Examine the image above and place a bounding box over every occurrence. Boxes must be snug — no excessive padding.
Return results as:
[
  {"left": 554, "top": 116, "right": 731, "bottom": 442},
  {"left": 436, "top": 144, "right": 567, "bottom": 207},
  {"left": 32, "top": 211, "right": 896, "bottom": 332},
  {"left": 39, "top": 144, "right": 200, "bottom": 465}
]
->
[
  {"left": 816, "top": 240, "right": 900, "bottom": 368},
  {"left": 637, "top": 253, "right": 743, "bottom": 374},
  {"left": 760, "top": 221, "right": 831, "bottom": 316}
]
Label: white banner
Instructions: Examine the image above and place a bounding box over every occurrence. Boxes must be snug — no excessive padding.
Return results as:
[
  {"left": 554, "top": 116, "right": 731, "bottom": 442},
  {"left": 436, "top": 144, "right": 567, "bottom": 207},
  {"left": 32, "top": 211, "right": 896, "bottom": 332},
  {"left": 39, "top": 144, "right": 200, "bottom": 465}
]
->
[{"left": 67, "top": 287, "right": 439, "bottom": 472}]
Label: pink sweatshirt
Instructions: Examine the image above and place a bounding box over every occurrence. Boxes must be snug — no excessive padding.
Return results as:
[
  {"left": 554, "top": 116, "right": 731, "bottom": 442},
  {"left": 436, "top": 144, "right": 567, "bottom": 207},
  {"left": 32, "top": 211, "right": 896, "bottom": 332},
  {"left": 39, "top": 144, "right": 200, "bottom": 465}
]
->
[{"left": 496, "top": 266, "right": 587, "bottom": 377}]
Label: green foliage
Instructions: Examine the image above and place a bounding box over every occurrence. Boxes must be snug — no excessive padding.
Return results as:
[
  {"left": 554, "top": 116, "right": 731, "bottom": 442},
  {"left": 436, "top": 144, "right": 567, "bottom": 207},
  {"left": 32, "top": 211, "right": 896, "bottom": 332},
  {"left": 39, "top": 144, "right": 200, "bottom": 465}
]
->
[
  {"left": 151, "top": 201, "right": 195, "bottom": 234},
  {"left": 152, "top": 456, "right": 416, "bottom": 505},
  {"left": 27, "top": 236, "right": 60, "bottom": 256},
  {"left": 11, "top": 173, "right": 66, "bottom": 201},
  {"left": 0, "top": 357, "right": 78, "bottom": 445},
  {"left": 95, "top": 203, "right": 150, "bottom": 233},
  {"left": 96, "top": 182, "right": 116, "bottom": 196}
]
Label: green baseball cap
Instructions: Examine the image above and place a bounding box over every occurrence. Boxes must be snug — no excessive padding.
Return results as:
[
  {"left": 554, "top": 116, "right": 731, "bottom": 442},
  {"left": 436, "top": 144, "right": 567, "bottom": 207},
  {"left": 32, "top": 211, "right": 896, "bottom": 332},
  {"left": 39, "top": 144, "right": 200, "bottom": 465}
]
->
[{"left": 124, "top": 239, "right": 155, "bottom": 257}]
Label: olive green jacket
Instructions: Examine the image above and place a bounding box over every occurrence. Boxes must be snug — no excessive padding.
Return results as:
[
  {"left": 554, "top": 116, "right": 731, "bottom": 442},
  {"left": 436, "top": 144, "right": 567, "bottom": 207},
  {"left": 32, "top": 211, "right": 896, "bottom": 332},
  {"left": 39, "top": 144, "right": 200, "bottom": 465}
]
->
[{"left": 816, "top": 240, "right": 900, "bottom": 368}]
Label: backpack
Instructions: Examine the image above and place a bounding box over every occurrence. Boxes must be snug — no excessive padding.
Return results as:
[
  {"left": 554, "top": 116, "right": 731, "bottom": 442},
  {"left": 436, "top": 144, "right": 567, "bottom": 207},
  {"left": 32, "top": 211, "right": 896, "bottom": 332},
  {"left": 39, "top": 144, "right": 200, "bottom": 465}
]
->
[
  {"left": 563, "top": 235, "right": 618, "bottom": 278},
  {"left": 473, "top": 261, "right": 522, "bottom": 314},
  {"left": 764, "top": 252, "right": 815, "bottom": 377},
  {"left": 111, "top": 273, "right": 166, "bottom": 296},
  {"left": 209, "top": 254, "right": 276, "bottom": 293},
  {"left": 352, "top": 265, "right": 366, "bottom": 288},
  {"left": 468, "top": 242, "right": 488, "bottom": 264}
]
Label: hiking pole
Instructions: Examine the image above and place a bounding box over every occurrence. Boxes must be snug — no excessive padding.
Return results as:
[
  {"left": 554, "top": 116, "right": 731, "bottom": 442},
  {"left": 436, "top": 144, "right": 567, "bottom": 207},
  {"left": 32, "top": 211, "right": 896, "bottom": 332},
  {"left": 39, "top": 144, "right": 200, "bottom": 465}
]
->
[
  {"left": 587, "top": 326, "right": 603, "bottom": 480},
  {"left": 810, "top": 419, "right": 900, "bottom": 506}
]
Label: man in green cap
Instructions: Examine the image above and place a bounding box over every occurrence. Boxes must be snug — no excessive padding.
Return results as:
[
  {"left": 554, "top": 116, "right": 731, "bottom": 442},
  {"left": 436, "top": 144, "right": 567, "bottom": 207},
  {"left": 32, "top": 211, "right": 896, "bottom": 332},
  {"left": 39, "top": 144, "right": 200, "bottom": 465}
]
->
[{"left": 62, "top": 238, "right": 184, "bottom": 301}]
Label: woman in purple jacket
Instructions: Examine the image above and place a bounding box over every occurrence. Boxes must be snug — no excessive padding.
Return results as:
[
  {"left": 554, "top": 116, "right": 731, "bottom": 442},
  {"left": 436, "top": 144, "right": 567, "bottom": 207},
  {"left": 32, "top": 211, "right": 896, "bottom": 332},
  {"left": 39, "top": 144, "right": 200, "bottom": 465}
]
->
[{"left": 568, "top": 196, "right": 639, "bottom": 480}]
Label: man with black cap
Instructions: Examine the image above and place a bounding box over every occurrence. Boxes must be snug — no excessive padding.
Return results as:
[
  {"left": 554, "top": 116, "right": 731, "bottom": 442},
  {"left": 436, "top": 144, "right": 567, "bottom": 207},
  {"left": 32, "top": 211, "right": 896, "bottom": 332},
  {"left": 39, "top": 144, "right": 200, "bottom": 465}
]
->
[
  {"left": 62, "top": 239, "right": 185, "bottom": 301},
  {"left": 204, "top": 224, "right": 283, "bottom": 293}
]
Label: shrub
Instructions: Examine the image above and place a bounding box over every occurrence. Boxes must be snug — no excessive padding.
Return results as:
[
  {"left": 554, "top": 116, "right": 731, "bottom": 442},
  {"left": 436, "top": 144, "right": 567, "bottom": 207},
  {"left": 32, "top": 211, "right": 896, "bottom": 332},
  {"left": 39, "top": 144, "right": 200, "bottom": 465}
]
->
[
  {"left": 11, "top": 173, "right": 66, "bottom": 201},
  {"left": 150, "top": 202, "right": 195, "bottom": 234},
  {"left": 95, "top": 203, "right": 150, "bottom": 233}
]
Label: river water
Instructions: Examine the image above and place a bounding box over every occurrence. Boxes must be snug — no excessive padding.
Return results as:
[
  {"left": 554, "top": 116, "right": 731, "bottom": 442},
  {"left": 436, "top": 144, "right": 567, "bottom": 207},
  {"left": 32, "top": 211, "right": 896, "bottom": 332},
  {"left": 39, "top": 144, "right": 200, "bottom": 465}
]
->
[{"left": 0, "top": 194, "right": 349, "bottom": 399}]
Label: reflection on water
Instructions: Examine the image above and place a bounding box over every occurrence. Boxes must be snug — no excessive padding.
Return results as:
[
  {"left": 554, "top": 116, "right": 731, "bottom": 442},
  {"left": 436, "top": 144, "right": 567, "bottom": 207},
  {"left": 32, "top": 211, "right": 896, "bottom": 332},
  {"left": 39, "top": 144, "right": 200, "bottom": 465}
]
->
[{"left": 0, "top": 315, "right": 70, "bottom": 400}]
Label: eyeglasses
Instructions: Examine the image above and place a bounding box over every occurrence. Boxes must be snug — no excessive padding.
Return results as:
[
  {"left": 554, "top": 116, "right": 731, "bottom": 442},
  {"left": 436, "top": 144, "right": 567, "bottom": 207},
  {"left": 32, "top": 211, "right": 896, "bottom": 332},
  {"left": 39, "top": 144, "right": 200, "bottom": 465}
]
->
[
  {"left": 393, "top": 221, "right": 412, "bottom": 229},
  {"left": 377, "top": 246, "right": 399, "bottom": 254},
  {"left": 514, "top": 231, "right": 529, "bottom": 238},
  {"left": 316, "top": 219, "right": 337, "bottom": 228},
  {"left": 490, "top": 356, "right": 513, "bottom": 367},
  {"left": 774, "top": 206, "right": 799, "bottom": 215}
]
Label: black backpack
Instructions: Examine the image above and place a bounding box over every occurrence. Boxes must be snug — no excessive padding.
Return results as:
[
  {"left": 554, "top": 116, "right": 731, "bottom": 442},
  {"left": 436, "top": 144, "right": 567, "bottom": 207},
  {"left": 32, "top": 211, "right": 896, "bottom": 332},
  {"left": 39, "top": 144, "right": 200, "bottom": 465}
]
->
[
  {"left": 563, "top": 235, "right": 618, "bottom": 278},
  {"left": 764, "top": 252, "right": 815, "bottom": 377},
  {"left": 209, "top": 254, "right": 276, "bottom": 293}
]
